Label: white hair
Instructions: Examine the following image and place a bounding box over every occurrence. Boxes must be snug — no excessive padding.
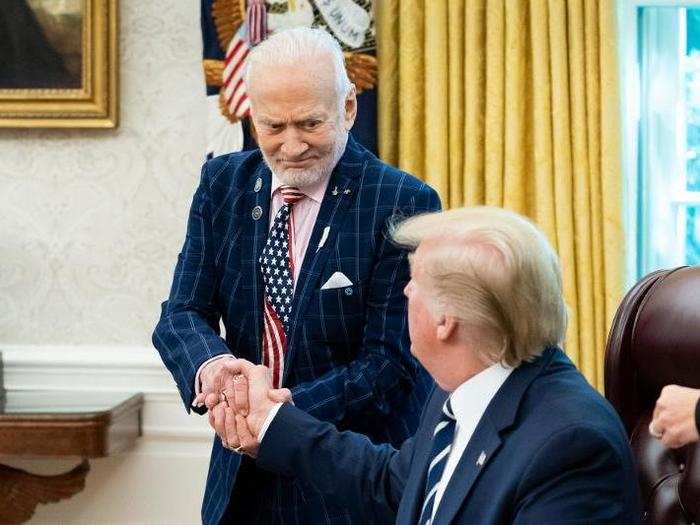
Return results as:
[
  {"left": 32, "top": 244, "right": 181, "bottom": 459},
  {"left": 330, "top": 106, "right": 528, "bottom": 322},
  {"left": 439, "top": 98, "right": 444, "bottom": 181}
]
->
[
  {"left": 391, "top": 207, "right": 568, "bottom": 367},
  {"left": 245, "top": 27, "right": 352, "bottom": 108}
]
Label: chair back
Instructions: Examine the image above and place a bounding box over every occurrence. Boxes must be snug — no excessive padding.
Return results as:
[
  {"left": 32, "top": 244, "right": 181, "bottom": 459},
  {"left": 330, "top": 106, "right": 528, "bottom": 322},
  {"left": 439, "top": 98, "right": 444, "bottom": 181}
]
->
[{"left": 605, "top": 266, "right": 700, "bottom": 523}]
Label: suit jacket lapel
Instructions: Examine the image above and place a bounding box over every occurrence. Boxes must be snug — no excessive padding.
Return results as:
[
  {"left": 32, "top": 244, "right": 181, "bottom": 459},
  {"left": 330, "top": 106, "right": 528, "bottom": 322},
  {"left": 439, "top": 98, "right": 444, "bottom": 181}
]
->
[
  {"left": 431, "top": 419, "right": 502, "bottom": 525},
  {"left": 282, "top": 136, "right": 366, "bottom": 382},
  {"left": 431, "top": 347, "right": 559, "bottom": 525},
  {"left": 243, "top": 162, "right": 272, "bottom": 364}
]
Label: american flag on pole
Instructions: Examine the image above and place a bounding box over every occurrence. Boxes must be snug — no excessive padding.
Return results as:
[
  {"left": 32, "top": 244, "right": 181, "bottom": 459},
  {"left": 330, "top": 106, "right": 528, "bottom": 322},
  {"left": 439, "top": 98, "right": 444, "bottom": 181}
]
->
[
  {"left": 222, "top": 25, "right": 251, "bottom": 120},
  {"left": 200, "top": 0, "right": 255, "bottom": 157}
]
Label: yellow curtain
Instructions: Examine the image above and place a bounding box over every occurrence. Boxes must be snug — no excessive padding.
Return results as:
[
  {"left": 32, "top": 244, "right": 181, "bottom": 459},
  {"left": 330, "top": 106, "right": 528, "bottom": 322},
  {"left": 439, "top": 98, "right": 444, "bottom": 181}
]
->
[{"left": 377, "top": 0, "right": 624, "bottom": 390}]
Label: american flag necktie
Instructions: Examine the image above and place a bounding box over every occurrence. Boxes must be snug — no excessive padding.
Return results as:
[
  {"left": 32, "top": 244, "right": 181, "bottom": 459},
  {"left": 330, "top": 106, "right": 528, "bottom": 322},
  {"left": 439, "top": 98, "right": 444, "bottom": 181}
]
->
[
  {"left": 258, "top": 186, "right": 305, "bottom": 389},
  {"left": 418, "top": 398, "right": 456, "bottom": 525}
]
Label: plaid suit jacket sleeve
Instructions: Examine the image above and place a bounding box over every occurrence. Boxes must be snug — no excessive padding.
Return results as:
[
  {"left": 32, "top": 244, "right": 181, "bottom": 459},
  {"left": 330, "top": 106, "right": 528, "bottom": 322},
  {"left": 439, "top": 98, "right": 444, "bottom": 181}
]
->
[
  {"left": 152, "top": 162, "right": 231, "bottom": 412},
  {"left": 290, "top": 183, "right": 441, "bottom": 423}
]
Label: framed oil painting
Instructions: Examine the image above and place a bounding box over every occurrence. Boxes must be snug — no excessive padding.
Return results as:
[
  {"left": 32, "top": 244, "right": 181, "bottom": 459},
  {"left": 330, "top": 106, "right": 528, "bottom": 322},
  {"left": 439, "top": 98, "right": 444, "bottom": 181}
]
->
[{"left": 0, "top": 0, "right": 118, "bottom": 128}]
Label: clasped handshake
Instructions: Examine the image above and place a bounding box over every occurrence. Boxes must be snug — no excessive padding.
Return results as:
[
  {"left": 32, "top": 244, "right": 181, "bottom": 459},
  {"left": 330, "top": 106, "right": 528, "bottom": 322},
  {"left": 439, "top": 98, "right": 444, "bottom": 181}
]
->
[{"left": 193, "top": 359, "right": 291, "bottom": 458}]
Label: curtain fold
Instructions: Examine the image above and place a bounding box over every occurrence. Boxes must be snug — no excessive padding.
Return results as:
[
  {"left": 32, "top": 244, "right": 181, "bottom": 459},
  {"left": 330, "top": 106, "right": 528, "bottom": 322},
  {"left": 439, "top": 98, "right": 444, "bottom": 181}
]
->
[{"left": 377, "top": 0, "right": 624, "bottom": 389}]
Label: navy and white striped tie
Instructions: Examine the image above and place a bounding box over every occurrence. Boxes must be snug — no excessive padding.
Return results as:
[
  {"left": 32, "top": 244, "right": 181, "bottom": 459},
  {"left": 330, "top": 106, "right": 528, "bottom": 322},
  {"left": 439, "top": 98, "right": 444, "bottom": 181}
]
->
[{"left": 418, "top": 397, "right": 456, "bottom": 525}]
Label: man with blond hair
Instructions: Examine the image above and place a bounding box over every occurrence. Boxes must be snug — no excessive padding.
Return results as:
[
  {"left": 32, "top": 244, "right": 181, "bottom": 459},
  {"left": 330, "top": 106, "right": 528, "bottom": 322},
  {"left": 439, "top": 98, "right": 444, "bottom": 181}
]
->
[
  {"left": 216, "top": 207, "right": 642, "bottom": 524},
  {"left": 153, "top": 27, "right": 440, "bottom": 524}
]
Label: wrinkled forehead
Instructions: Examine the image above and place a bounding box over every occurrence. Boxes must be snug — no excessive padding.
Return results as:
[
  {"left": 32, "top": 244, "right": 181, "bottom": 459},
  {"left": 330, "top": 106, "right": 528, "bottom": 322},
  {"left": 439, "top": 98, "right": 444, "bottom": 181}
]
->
[{"left": 248, "top": 65, "right": 339, "bottom": 113}]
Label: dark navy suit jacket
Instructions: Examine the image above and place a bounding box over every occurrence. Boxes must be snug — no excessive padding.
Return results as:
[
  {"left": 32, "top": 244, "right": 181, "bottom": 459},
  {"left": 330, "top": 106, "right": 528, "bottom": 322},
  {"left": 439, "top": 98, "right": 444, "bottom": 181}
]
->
[
  {"left": 258, "top": 347, "right": 643, "bottom": 524},
  {"left": 152, "top": 135, "right": 441, "bottom": 524}
]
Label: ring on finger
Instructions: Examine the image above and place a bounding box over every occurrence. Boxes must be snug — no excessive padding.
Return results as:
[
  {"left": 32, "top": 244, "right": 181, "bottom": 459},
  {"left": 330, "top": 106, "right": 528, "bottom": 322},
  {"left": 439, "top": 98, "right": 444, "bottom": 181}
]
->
[
  {"left": 221, "top": 440, "right": 237, "bottom": 451},
  {"left": 648, "top": 421, "right": 663, "bottom": 439},
  {"left": 221, "top": 389, "right": 232, "bottom": 407}
]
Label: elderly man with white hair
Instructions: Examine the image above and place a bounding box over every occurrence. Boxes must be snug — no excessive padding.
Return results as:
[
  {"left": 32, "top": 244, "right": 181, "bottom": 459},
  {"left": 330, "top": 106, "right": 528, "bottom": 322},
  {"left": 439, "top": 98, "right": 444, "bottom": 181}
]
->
[
  {"left": 153, "top": 27, "right": 440, "bottom": 524},
  {"left": 217, "top": 207, "right": 643, "bottom": 524}
]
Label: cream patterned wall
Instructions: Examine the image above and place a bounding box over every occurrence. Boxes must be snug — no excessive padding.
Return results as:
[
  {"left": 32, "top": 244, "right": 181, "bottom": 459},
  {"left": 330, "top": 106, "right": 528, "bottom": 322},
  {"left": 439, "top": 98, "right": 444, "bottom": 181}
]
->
[{"left": 0, "top": 0, "right": 207, "bottom": 346}]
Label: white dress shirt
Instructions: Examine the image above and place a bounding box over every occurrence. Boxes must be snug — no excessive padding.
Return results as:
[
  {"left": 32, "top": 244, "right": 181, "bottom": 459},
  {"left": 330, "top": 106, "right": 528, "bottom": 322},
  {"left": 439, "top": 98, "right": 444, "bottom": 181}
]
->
[{"left": 430, "top": 362, "right": 513, "bottom": 520}]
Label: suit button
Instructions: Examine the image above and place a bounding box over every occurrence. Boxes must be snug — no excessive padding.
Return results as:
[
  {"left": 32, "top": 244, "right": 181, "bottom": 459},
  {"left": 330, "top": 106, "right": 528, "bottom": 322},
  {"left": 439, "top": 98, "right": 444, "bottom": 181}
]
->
[{"left": 344, "top": 287, "right": 353, "bottom": 296}]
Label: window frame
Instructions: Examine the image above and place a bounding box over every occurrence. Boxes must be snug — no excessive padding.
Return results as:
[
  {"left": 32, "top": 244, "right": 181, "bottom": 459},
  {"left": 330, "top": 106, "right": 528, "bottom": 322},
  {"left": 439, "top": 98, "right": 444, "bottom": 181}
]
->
[{"left": 620, "top": 0, "right": 700, "bottom": 284}]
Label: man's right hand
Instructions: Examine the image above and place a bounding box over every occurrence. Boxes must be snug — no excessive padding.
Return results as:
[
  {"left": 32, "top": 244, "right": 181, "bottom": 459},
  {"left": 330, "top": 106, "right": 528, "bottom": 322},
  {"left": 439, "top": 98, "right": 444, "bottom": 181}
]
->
[
  {"left": 198, "top": 359, "right": 292, "bottom": 455},
  {"left": 225, "top": 360, "right": 277, "bottom": 436},
  {"left": 214, "top": 359, "right": 291, "bottom": 457},
  {"left": 650, "top": 384, "right": 700, "bottom": 448}
]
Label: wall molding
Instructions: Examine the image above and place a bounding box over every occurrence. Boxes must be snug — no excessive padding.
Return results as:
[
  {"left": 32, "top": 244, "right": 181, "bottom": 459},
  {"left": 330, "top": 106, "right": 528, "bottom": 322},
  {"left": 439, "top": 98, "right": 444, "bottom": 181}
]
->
[
  {"left": 1, "top": 345, "right": 171, "bottom": 391},
  {"left": 0, "top": 345, "right": 213, "bottom": 447}
]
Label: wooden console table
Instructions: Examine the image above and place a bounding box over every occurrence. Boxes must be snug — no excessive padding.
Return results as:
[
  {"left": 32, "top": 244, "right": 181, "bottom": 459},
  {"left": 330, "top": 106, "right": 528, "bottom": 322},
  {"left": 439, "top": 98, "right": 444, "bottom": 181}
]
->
[{"left": 0, "top": 390, "right": 143, "bottom": 523}]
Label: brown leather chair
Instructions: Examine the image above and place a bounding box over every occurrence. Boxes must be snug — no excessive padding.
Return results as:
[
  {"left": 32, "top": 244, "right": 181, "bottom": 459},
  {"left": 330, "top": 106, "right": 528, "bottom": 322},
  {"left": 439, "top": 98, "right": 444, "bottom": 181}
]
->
[{"left": 605, "top": 266, "right": 700, "bottom": 523}]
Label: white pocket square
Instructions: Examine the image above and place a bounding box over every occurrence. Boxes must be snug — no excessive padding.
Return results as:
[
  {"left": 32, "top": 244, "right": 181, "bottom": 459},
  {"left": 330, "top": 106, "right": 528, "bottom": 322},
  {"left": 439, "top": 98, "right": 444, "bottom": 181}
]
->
[{"left": 320, "top": 271, "right": 353, "bottom": 290}]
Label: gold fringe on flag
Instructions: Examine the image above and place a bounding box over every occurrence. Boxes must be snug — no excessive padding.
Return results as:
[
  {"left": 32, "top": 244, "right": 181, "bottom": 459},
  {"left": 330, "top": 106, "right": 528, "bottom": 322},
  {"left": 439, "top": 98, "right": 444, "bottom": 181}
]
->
[
  {"left": 219, "top": 89, "right": 241, "bottom": 124},
  {"left": 203, "top": 59, "right": 225, "bottom": 88},
  {"left": 343, "top": 52, "right": 377, "bottom": 95},
  {"left": 211, "top": 0, "right": 246, "bottom": 51}
]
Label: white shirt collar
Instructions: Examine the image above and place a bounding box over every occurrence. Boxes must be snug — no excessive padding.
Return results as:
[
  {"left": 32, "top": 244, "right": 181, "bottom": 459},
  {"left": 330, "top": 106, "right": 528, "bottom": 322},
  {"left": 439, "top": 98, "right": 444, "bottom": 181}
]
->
[{"left": 449, "top": 362, "right": 514, "bottom": 424}]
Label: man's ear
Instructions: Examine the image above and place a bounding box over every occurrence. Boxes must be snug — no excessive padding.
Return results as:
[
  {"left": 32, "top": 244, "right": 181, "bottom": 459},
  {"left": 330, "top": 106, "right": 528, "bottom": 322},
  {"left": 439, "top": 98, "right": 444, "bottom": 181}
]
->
[
  {"left": 343, "top": 85, "right": 357, "bottom": 130},
  {"left": 436, "top": 315, "right": 458, "bottom": 342}
]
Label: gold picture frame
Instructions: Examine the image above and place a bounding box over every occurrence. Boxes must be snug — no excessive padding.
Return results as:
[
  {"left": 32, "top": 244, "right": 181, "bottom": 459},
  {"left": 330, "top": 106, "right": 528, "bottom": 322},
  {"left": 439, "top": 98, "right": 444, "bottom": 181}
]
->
[{"left": 0, "top": 0, "right": 118, "bottom": 128}]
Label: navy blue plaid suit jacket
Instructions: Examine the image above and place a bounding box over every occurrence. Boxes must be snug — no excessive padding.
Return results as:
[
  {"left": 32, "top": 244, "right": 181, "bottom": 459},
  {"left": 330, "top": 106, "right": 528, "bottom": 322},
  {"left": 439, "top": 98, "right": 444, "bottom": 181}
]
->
[{"left": 152, "top": 135, "right": 441, "bottom": 524}]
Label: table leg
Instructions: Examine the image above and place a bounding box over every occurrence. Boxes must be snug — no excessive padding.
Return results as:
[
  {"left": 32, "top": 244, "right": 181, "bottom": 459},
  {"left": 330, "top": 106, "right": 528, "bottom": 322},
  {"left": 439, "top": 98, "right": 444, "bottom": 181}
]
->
[{"left": 0, "top": 460, "right": 89, "bottom": 523}]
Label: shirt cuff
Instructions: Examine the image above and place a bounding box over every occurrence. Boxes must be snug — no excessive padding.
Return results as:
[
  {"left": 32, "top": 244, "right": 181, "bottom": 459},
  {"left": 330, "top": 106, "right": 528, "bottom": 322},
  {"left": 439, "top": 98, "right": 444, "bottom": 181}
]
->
[
  {"left": 191, "top": 354, "right": 235, "bottom": 408},
  {"left": 258, "top": 403, "right": 284, "bottom": 442}
]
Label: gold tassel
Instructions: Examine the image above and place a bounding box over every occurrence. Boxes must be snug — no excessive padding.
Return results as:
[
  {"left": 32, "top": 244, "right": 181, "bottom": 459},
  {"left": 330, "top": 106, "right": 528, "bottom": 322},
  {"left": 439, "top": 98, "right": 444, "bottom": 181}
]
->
[
  {"left": 203, "top": 59, "right": 225, "bottom": 88},
  {"left": 344, "top": 52, "right": 378, "bottom": 94},
  {"left": 211, "top": 0, "right": 246, "bottom": 51}
]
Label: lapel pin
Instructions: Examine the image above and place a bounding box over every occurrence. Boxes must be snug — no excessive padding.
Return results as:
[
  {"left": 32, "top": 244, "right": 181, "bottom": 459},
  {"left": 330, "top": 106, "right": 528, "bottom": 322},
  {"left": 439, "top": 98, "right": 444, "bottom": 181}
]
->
[
  {"left": 476, "top": 451, "right": 487, "bottom": 467},
  {"left": 317, "top": 226, "right": 330, "bottom": 252},
  {"left": 332, "top": 186, "right": 339, "bottom": 196},
  {"left": 252, "top": 205, "right": 263, "bottom": 220},
  {"left": 343, "top": 188, "right": 351, "bottom": 195},
  {"left": 254, "top": 177, "right": 262, "bottom": 192}
]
